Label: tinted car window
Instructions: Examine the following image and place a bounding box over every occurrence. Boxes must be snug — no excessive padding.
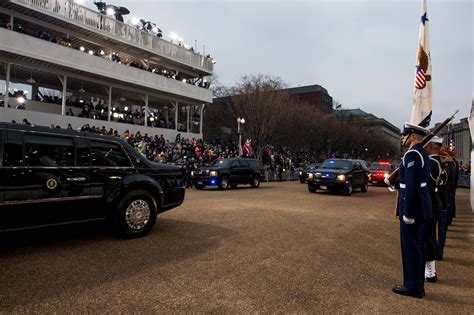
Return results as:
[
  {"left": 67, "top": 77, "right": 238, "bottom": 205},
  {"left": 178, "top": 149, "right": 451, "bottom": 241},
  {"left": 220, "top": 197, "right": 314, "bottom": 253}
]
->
[
  {"left": 319, "top": 160, "right": 352, "bottom": 170},
  {"left": 4, "top": 131, "right": 23, "bottom": 167},
  {"left": 248, "top": 160, "right": 263, "bottom": 168},
  {"left": 76, "top": 138, "right": 90, "bottom": 167},
  {"left": 210, "top": 159, "right": 231, "bottom": 167},
  {"left": 239, "top": 160, "right": 249, "bottom": 167},
  {"left": 24, "top": 134, "right": 74, "bottom": 167},
  {"left": 91, "top": 141, "right": 131, "bottom": 167}
]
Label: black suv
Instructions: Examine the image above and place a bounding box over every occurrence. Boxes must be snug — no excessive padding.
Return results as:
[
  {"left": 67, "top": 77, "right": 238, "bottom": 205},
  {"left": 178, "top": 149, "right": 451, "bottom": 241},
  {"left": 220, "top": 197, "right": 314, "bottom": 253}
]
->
[
  {"left": 191, "top": 158, "right": 264, "bottom": 190},
  {"left": 299, "top": 163, "right": 320, "bottom": 183},
  {"left": 307, "top": 158, "right": 369, "bottom": 196},
  {"left": 0, "top": 123, "right": 185, "bottom": 238}
]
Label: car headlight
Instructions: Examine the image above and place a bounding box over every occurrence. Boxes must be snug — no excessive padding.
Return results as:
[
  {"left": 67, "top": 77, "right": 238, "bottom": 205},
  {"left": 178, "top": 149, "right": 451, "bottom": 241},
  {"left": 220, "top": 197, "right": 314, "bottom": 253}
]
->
[
  {"left": 314, "top": 172, "right": 321, "bottom": 178},
  {"left": 337, "top": 174, "right": 346, "bottom": 181},
  {"left": 209, "top": 170, "right": 218, "bottom": 177},
  {"left": 299, "top": 171, "right": 303, "bottom": 176},
  {"left": 190, "top": 171, "right": 194, "bottom": 176},
  {"left": 308, "top": 173, "right": 314, "bottom": 179},
  {"left": 384, "top": 173, "right": 389, "bottom": 178}
]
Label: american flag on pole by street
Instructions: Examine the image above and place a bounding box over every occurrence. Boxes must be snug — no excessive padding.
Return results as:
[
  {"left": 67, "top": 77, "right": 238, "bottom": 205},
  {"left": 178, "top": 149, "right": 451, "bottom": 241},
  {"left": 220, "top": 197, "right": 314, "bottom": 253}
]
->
[
  {"left": 448, "top": 127, "right": 456, "bottom": 153},
  {"left": 410, "top": 0, "right": 432, "bottom": 128},
  {"left": 244, "top": 139, "right": 253, "bottom": 157}
]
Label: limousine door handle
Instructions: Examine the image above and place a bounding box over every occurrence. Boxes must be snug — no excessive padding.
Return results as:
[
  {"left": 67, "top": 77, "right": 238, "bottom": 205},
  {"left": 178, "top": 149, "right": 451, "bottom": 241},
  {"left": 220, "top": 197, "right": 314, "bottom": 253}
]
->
[{"left": 66, "top": 177, "right": 87, "bottom": 182}]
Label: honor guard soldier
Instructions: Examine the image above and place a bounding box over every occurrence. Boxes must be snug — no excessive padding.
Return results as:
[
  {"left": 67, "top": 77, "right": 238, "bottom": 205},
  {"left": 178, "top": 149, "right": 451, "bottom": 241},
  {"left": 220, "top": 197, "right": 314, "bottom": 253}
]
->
[
  {"left": 446, "top": 150, "right": 459, "bottom": 226},
  {"left": 392, "top": 123, "right": 433, "bottom": 299},
  {"left": 424, "top": 136, "right": 444, "bottom": 282},
  {"left": 437, "top": 147, "right": 452, "bottom": 260}
]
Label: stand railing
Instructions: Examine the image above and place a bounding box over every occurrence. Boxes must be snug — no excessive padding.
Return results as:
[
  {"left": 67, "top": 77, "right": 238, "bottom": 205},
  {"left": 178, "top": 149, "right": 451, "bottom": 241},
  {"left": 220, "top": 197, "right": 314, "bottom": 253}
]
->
[{"left": 12, "top": 0, "right": 214, "bottom": 73}]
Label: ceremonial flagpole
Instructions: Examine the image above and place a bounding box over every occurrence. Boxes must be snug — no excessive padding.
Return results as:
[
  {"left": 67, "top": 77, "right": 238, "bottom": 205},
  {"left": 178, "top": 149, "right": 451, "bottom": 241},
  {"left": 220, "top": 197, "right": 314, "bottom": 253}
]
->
[
  {"left": 469, "top": 101, "right": 474, "bottom": 211},
  {"left": 411, "top": 0, "right": 432, "bottom": 128}
]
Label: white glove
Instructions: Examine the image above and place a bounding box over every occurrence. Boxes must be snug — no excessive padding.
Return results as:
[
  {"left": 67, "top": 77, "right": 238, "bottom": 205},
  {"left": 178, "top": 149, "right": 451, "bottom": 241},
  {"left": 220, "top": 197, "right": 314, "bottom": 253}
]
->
[
  {"left": 384, "top": 178, "right": 391, "bottom": 186},
  {"left": 403, "top": 215, "right": 415, "bottom": 224}
]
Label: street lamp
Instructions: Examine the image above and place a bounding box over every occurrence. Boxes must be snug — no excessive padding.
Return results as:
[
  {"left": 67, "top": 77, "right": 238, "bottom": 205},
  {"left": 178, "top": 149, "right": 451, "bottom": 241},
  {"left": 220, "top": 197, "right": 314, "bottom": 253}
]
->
[{"left": 237, "top": 117, "right": 245, "bottom": 156}]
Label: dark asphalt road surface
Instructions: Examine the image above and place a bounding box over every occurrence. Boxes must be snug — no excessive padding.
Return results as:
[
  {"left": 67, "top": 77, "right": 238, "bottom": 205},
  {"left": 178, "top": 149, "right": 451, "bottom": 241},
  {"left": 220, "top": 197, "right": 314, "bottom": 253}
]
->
[{"left": 0, "top": 182, "right": 472, "bottom": 313}]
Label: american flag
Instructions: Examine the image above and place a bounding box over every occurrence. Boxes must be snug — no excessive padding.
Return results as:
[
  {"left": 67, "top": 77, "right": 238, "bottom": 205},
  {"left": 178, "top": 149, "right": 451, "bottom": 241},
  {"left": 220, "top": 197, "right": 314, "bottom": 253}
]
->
[
  {"left": 244, "top": 139, "right": 253, "bottom": 156},
  {"left": 410, "top": 0, "right": 432, "bottom": 128},
  {"left": 448, "top": 128, "right": 456, "bottom": 153},
  {"left": 414, "top": 66, "right": 426, "bottom": 89}
]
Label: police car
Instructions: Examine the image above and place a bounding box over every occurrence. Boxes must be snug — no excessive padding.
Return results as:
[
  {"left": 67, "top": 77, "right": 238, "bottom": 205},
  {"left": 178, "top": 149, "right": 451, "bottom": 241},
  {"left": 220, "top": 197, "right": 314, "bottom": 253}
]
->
[
  {"left": 368, "top": 162, "right": 394, "bottom": 186},
  {"left": 307, "top": 158, "right": 369, "bottom": 196}
]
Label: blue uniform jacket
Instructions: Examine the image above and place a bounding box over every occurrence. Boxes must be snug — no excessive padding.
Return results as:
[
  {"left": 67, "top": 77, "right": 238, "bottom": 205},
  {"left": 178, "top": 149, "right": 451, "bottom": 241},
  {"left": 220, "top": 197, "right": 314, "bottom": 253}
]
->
[{"left": 397, "top": 143, "right": 433, "bottom": 221}]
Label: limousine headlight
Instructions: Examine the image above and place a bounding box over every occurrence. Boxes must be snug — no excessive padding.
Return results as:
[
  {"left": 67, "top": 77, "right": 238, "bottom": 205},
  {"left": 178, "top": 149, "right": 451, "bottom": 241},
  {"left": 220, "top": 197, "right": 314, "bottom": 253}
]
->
[
  {"left": 314, "top": 172, "right": 321, "bottom": 178},
  {"left": 209, "top": 170, "right": 218, "bottom": 177},
  {"left": 308, "top": 173, "right": 314, "bottom": 179},
  {"left": 336, "top": 174, "right": 346, "bottom": 181}
]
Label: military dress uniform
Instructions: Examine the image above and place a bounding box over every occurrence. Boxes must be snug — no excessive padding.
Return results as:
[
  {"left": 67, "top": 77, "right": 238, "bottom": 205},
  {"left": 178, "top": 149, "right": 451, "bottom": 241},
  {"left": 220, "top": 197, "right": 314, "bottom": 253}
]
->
[
  {"left": 393, "top": 123, "right": 433, "bottom": 299},
  {"left": 437, "top": 148, "right": 452, "bottom": 260},
  {"left": 446, "top": 157, "right": 459, "bottom": 226},
  {"left": 425, "top": 149, "right": 443, "bottom": 281}
]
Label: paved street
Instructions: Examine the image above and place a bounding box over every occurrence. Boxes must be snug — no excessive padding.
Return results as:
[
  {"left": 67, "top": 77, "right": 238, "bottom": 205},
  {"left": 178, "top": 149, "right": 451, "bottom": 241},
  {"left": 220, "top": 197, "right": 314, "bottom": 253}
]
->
[{"left": 0, "top": 182, "right": 472, "bottom": 313}]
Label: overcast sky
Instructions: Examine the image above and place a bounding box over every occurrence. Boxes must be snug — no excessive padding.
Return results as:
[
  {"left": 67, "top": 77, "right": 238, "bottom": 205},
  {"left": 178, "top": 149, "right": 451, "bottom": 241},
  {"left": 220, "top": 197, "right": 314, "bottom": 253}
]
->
[{"left": 83, "top": 0, "right": 472, "bottom": 129}]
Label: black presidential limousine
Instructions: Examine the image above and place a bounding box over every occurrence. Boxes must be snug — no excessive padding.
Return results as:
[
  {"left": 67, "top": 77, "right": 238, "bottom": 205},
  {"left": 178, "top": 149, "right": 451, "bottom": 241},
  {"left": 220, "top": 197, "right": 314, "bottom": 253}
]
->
[{"left": 0, "top": 123, "right": 185, "bottom": 238}]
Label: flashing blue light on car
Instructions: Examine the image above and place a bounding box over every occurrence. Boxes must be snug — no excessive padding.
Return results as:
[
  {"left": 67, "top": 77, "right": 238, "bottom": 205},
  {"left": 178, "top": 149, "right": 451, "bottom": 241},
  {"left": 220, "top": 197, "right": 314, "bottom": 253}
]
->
[
  {"left": 329, "top": 160, "right": 335, "bottom": 164},
  {"left": 211, "top": 180, "right": 216, "bottom": 184}
]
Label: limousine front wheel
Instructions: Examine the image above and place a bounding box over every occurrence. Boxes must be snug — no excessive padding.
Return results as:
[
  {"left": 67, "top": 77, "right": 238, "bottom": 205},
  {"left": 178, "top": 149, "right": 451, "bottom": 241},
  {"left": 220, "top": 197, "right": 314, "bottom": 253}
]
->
[{"left": 113, "top": 190, "right": 157, "bottom": 238}]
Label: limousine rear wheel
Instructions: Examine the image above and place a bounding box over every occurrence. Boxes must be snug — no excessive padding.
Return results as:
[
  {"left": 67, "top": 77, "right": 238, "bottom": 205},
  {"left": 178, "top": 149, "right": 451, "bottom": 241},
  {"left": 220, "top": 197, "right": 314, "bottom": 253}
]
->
[{"left": 114, "top": 190, "right": 157, "bottom": 238}]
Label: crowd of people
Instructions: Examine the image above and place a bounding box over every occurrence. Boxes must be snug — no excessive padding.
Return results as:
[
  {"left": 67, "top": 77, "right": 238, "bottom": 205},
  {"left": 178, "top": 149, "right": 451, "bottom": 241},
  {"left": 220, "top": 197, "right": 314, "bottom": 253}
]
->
[
  {"left": 0, "top": 16, "right": 212, "bottom": 89},
  {"left": 7, "top": 118, "right": 470, "bottom": 177}
]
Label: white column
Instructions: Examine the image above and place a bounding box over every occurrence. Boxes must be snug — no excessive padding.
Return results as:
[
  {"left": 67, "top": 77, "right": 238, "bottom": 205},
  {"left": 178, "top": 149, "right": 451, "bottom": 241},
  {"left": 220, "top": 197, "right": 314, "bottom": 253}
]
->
[
  {"left": 186, "top": 104, "right": 190, "bottom": 132},
  {"left": 61, "top": 75, "right": 67, "bottom": 115},
  {"left": 200, "top": 104, "right": 205, "bottom": 135},
  {"left": 175, "top": 101, "right": 178, "bottom": 131},
  {"left": 107, "top": 85, "right": 112, "bottom": 122},
  {"left": 144, "top": 94, "right": 149, "bottom": 127},
  {"left": 4, "top": 62, "right": 10, "bottom": 108}
]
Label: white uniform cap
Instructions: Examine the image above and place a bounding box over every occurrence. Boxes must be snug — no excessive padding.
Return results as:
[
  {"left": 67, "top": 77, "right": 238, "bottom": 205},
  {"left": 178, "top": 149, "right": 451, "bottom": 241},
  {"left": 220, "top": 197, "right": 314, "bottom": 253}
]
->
[{"left": 429, "top": 136, "right": 443, "bottom": 144}]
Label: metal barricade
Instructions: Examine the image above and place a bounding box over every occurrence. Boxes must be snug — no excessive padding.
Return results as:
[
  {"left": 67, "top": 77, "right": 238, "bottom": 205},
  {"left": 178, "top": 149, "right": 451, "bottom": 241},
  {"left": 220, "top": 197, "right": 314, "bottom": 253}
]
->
[
  {"left": 265, "top": 171, "right": 300, "bottom": 182},
  {"left": 458, "top": 174, "right": 470, "bottom": 187}
]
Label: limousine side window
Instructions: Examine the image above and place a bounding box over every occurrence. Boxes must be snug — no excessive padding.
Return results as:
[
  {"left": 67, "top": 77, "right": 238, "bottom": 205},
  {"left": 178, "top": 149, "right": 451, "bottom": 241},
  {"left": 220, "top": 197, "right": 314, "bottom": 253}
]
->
[
  {"left": 24, "top": 134, "right": 74, "bottom": 167},
  {"left": 76, "top": 138, "right": 90, "bottom": 167},
  {"left": 91, "top": 141, "right": 131, "bottom": 167},
  {"left": 4, "top": 131, "right": 23, "bottom": 167}
]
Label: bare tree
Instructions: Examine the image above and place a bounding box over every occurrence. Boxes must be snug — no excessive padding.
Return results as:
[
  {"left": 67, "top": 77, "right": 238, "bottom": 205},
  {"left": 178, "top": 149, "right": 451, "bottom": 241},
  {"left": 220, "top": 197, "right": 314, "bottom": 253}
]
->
[{"left": 227, "top": 73, "right": 290, "bottom": 159}]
